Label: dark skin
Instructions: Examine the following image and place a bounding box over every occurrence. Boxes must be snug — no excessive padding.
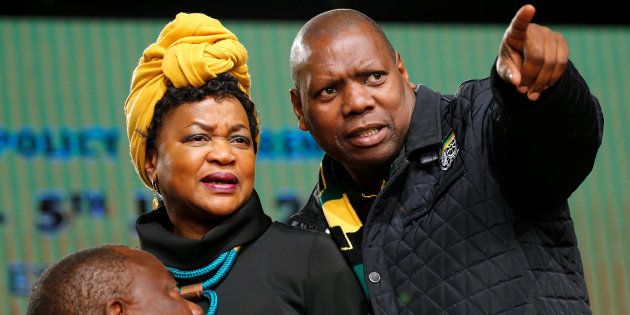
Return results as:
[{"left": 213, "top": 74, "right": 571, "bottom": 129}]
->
[
  {"left": 291, "top": 23, "right": 415, "bottom": 192},
  {"left": 496, "top": 4, "right": 569, "bottom": 100},
  {"left": 291, "top": 4, "right": 569, "bottom": 191},
  {"left": 144, "top": 96, "right": 256, "bottom": 240},
  {"left": 103, "top": 246, "right": 203, "bottom": 315}
]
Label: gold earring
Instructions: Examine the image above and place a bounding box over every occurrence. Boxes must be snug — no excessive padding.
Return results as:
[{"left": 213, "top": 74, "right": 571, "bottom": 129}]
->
[{"left": 151, "top": 180, "right": 160, "bottom": 210}]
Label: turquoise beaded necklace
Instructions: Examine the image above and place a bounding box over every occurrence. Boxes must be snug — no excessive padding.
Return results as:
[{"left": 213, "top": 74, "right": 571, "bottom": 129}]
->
[{"left": 167, "top": 246, "right": 240, "bottom": 315}]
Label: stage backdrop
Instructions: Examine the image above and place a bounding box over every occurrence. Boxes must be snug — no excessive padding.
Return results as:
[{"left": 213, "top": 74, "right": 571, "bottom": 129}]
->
[{"left": 0, "top": 17, "right": 628, "bottom": 315}]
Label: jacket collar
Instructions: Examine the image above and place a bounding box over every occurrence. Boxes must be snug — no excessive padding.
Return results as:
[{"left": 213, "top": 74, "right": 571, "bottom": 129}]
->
[
  {"left": 404, "top": 84, "right": 443, "bottom": 157},
  {"left": 135, "top": 190, "right": 271, "bottom": 269}
]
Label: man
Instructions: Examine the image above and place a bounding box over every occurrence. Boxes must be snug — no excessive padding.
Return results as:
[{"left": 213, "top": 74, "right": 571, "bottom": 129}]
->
[
  {"left": 26, "top": 245, "right": 202, "bottom": 315},
  {"left": 289, "top": 4, "right": 603, "bottom": 314}
]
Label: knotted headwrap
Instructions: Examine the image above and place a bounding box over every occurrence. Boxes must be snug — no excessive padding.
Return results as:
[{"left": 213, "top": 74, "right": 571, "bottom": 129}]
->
[{"left": 124, "top": 12, "right": 252, "bottom": 188}]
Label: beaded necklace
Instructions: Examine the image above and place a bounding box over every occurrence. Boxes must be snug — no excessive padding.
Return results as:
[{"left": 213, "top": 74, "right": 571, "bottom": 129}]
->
[{"left": 167, "top": 246, "right": 240, "bottom": 315}]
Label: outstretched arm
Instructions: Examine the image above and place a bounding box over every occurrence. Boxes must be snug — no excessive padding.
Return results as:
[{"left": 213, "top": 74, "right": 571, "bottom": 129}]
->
[{"left": 489, "top": 4, "right": 604, "bottom": 202}]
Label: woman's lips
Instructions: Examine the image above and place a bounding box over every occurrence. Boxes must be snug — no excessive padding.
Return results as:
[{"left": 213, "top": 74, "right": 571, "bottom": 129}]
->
[
  {"left": 346, "top": 126, "right": 387, "bottom": 147},
  {"left": 202, "top": 182, "right": 237, "bottom": 193},
  {"left": 201, "top": 172, "right": 238, "bottom": 193}
]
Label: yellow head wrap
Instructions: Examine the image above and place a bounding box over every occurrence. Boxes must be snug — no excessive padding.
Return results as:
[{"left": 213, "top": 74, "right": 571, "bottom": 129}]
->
[{"left": 124, "top": 12, "right": 252, "bottom": 188}]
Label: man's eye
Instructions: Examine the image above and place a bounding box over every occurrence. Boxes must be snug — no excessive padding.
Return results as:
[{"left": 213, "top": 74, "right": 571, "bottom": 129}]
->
[
  {"left": 323, "top": 87, "right": 336, "bottom": 95},
  {"left": 366, "top": 73, "right": 384, "bottom": 83}
]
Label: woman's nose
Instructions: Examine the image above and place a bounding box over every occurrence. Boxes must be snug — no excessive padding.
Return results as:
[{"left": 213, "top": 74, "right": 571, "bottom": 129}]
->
[{"left": 206, "top": 139, "right": 236, "bottom": 165}]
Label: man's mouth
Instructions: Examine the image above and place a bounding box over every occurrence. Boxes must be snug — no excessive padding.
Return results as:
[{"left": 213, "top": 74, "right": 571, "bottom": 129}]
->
[
  {"left": 346, "top": 125, "right": 387, "bottom": 147},
  {"left": 354, "top": 128, "right": 380, "bottom": 137}
]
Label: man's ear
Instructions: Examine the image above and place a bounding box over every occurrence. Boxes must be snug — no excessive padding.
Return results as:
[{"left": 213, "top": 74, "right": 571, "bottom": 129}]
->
[
  {"left": 104, "top": 299, "right": 126, "bottom": 315},
  {"left": 290, "top": 88, "right": 309, "bottom": 131},
  {"left": 396, "top": 53, "right": 414, "bottom": 90},
  {"left": 144, "top": 149, "right": 158, "bottom": 184}
]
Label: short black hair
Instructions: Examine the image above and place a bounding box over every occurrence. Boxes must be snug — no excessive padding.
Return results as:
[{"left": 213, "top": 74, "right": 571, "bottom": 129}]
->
[
  {"left": 26, "top": 245, "right": 133, "bottom": 315},
  {"left": 146, "top": 72, "right": 260, "bottom": 154}
]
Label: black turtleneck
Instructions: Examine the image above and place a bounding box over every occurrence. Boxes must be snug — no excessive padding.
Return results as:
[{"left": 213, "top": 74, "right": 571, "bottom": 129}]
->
[
  {"left": 135, "top": 190, "right": 369, "bottom": 315},
  {"left": 136, "top": 191, "right": 271, "bottom": 269}
]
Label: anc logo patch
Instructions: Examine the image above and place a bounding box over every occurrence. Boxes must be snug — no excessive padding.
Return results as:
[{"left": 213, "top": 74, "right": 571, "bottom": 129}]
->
[{"left": 440, "top": 130, "right": 459, "bottom": 170}]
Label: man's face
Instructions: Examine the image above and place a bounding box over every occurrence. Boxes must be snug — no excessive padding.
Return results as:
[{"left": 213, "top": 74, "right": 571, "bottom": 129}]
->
[
  {"left": 291, "top": 24, "right": 415, "bottom": 171},
  {"left": 115, "top": 247, "right": 202, "bottom": 315}
]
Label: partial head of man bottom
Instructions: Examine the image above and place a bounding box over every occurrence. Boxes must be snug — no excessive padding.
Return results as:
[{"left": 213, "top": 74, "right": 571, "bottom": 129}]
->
[{"left": 26, "top": 244, "right": 202, "bottom": 315}]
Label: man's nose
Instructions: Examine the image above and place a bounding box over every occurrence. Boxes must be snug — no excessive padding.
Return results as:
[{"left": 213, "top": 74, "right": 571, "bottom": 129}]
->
[{"left": 341, "top": 83, "right": 373, "bottom": 117}]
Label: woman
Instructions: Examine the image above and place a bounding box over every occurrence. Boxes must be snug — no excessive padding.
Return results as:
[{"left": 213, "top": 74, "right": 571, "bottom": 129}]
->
[{"left": 123, "top": 13, "right": 368, "bottom": 314}]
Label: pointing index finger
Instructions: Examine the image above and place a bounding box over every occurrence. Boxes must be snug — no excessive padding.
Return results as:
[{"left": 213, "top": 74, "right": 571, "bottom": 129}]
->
[{"left": 506, "top": 4, "right": 536, "bottom": 41}]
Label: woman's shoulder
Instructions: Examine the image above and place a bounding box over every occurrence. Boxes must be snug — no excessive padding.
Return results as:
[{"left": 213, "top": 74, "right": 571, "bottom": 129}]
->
[
  {"left": 268, "top": 221, "right": 326, "bottom": 237},
  {"left": 264, "top": 222, "right": 349, "bottom": 270},
  {"left": 239, "top": 221, "right": 341, "bottom": 275},
  {"left": 262, "top": 224, "right": 370, "bottom": 314},
  {"left": 253, "top": 222, "right": 340, "bottom": 258},
  {"left": 263, "top": 221, "right": 333, "bottom": 248}
]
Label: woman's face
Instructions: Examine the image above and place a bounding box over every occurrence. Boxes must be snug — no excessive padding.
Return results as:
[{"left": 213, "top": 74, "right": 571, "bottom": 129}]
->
[{"left": 146, "top": 96, "right": 255, "bottom": 232}]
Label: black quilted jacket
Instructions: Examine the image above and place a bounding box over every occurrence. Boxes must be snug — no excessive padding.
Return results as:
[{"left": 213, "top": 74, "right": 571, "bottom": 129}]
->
[{"left": 290, "top": 61, "right": 603, "bottom": 314}]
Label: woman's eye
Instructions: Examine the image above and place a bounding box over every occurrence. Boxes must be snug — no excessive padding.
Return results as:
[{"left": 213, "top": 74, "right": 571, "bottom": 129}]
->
[
  {"left": 231, "top": 136, "right": 251, "bottom": 145},
  {"left": 187, "top": 135, "right": 208, "bottom": 143}
]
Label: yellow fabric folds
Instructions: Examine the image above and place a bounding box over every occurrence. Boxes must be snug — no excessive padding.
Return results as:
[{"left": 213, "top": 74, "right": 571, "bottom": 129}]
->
[{"left": 124, "top": 12, "right": 251, "bottom": 188}]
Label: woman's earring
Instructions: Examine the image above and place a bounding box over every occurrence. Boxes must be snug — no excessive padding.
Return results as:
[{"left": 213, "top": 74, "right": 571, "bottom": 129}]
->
[{"left": 151, "top": 180, "right": 160, "bottom": 210}]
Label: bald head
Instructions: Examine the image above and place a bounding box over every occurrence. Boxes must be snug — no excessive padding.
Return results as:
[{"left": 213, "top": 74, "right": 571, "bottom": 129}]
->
[
  {"left": 28, "top": 245, "right": 202, "bottom": 315},
  {"left": 289, "top": 9, "right": 396, "bottom": 87},
  {"left": 27, "top": 245, "right": 134, "bottom": 315}
]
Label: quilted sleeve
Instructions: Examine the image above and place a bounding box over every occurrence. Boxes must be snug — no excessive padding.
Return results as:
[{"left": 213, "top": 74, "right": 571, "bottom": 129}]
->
[{"left": 488, "top": 60, "right": 604, "bottom": 201}]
